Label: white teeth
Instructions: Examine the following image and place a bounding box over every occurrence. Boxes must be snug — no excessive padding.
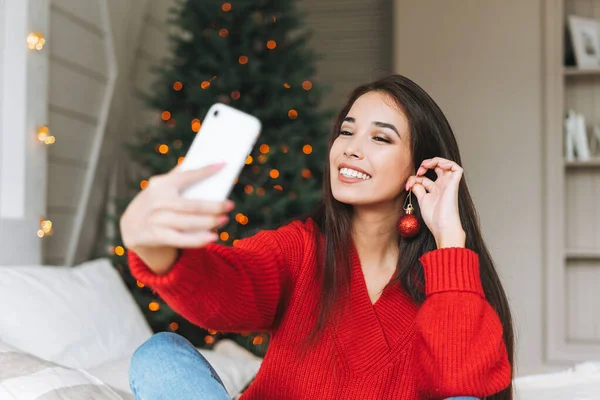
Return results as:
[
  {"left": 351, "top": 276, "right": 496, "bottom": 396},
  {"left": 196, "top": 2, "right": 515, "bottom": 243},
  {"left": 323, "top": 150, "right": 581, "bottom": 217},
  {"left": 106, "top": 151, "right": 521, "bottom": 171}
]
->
[{"left": 340, "top": 167, "right": 371, "bottom": 180}]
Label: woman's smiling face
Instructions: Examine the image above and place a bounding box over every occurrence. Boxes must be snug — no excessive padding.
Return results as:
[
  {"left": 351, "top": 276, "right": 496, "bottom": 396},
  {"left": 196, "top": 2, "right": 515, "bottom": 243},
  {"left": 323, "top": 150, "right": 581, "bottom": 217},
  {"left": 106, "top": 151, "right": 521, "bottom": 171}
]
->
[{"left": 329, "top": 91, "right": 413, "bottom": 206}]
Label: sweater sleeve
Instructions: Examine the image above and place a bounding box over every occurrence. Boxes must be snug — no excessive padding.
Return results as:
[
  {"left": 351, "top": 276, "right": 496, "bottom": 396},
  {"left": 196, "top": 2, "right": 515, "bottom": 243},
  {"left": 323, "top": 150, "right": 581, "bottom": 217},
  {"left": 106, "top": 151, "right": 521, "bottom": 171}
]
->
[
  {"left": 413, "top": 247, "right": 511, "bottom": 398},
  {"left": 127, "top": 220, "right": 306, "bottom": 332}
]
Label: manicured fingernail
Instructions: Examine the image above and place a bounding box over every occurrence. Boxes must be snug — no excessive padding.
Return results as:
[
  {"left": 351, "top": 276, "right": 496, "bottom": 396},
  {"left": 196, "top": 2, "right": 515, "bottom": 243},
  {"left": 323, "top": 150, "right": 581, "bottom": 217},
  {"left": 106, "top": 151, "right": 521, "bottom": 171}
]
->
[
  {"left": 211, "top": 162, "right": 227, "bottom": 170},
  {"left": 224, "top": 200, "right": 235, "bottom": 211},
  {"left": 218, "top": 215, "right": 229, "bottom": 225}
]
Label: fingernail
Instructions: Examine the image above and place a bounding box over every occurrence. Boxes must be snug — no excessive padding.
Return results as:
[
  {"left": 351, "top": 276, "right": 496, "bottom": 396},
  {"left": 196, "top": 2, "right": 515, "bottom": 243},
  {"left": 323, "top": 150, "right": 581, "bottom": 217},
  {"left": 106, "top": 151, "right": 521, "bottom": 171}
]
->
[
  {"left": 208, "top": 232, "right": 219, "bottom": 242},
  {"left": 218, "top": 215, "right": 229, "bottom": 225},
  {"left": 225, "top": 200, "right": 235, "bottom": 211},
  {"left": 211, "top": 162, "right": 227, "bottom": 170}
]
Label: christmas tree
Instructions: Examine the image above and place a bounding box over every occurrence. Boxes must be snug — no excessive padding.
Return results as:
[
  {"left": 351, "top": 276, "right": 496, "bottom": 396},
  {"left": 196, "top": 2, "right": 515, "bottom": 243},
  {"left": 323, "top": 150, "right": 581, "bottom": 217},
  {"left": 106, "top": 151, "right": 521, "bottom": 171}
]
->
[{"left": 108, "top": 0, "right": 332, "bottom": 356}]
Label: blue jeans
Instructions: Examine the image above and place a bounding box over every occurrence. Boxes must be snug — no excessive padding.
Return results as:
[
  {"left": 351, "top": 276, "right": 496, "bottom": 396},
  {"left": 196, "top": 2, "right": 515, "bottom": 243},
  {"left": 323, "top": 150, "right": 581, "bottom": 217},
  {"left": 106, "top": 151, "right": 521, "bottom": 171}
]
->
[
  {"left": 130, "top": 332, "right": 230, "bottom": 399},
  {"left": 129, "top": 332, "right": 479, "bottom": 400}
]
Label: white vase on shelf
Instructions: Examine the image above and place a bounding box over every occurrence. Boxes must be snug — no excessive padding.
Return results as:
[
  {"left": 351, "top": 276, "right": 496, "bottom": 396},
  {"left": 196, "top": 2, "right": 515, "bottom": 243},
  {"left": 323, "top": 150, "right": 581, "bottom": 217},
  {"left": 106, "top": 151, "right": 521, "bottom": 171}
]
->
[
  {"left": 565, "top": 110, "right": 576, "bottom": 162},
  {"left": 574, "top": 113, "right": 591, "bottom": 161}
]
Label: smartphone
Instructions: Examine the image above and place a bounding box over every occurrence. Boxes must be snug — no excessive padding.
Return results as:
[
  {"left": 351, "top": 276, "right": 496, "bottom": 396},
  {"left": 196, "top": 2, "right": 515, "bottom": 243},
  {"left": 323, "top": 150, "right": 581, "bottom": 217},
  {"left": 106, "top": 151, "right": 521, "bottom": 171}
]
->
[{"left": 179, "top": 103, "right": 262, "bottom": 201}]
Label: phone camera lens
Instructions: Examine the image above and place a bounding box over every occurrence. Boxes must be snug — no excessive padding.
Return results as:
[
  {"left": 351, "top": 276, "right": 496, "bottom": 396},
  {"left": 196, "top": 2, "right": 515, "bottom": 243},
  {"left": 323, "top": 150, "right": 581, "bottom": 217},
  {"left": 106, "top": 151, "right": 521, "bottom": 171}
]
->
[{"left": 214, "top": 110, "right": 219, "bottom": 117}]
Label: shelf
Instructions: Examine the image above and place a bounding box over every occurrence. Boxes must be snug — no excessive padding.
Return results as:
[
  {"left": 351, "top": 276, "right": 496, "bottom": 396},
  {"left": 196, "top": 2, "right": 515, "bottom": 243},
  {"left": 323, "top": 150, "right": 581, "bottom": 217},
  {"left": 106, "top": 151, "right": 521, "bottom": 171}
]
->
[
  {"left": 566, "top": 249, "right": 600, "bottom": 261},
  {"left": 565, "top": 158, "right": 600, "bottom": 168},
  {"left": 564, "top": 67, "right": 600, "bottom": 76}
]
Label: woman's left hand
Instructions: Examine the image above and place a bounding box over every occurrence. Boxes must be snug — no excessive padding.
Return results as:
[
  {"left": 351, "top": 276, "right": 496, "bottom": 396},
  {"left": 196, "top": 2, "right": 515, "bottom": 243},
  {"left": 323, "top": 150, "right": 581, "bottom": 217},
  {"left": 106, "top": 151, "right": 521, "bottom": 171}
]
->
[{"left": 405, "top": 157, "right": 466, "bottom": 249}]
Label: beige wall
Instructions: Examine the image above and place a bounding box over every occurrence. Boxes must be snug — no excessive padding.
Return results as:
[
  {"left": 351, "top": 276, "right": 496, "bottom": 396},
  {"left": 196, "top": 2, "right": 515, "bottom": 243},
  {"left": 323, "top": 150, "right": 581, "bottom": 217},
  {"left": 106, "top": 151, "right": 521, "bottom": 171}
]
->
[{"left": 394, "top": 0, "right": 547, "bottom": 376}]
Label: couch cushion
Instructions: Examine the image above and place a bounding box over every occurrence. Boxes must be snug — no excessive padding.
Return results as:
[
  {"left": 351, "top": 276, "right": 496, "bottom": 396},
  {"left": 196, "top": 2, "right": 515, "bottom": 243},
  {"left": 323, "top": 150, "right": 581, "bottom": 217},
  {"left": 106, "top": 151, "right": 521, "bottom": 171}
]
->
[
  {"left": 514, "top": 362, "right": 600, "bottom": 400},
  {"left": 0, "top": 258, "right": 152, "bottom": 370},
  {"left": 0, "top": 341, "right": 123, "bottom": 399}
]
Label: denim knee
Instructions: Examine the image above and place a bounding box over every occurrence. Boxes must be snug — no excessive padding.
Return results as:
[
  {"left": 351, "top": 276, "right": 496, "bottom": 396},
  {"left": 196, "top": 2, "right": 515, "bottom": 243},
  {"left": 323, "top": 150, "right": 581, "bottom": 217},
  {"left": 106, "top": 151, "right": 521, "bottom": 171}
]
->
[
  {"left": 130, "top": 332, "right": 187, "bottom": 385},
  {"left": 134, "top": 332, "right": 188, "bottom": 360}
]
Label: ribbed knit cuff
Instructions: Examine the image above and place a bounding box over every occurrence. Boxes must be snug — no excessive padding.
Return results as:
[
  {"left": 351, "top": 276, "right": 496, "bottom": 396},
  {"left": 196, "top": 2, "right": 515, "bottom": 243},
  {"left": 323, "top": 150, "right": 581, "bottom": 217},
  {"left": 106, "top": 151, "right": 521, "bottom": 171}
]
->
[
  {"left": 127, "top": 248, "right": 194, "bottom": 288},
  {"left": 419, "top": 247, "right": 484, "bottom": 298}
]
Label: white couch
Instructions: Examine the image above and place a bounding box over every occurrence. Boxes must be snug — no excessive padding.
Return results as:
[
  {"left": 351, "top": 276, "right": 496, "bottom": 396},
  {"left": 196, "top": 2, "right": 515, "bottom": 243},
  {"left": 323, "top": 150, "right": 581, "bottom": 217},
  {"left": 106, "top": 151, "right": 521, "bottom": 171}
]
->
[
  {"left": 0, "top": 258, "right": 261, "bottom": 399},
  {"left": 0, "top": 258, "right": 599, "bottom": 399}
]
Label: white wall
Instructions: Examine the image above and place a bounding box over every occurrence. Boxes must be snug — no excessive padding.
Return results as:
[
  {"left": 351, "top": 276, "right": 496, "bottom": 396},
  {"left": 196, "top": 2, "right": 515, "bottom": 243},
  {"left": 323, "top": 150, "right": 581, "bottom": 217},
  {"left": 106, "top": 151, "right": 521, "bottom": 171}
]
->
[
  {"left": 394, "top": 0, "right": 548, "bottom": 376},
  {"left": 0, "top": 0, "right": 49, "bottom": 265},
  {"left": 41, "top": 0, "right": 153, "bottom": 265}
]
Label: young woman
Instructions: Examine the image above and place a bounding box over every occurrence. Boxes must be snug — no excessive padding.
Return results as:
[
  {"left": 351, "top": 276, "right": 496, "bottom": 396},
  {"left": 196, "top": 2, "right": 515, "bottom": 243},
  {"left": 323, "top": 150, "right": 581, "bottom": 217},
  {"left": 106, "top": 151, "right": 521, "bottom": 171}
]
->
[{"left": 121, "top": 74, "right": 514, "bottom": 399}]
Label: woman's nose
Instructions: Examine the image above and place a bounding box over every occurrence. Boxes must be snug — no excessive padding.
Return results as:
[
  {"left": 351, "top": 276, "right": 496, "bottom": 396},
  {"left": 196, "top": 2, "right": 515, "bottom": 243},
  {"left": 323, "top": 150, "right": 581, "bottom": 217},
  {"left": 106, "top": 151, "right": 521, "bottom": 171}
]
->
[{"left": 343, "top": 137, "right": 363, "bottom": 159}]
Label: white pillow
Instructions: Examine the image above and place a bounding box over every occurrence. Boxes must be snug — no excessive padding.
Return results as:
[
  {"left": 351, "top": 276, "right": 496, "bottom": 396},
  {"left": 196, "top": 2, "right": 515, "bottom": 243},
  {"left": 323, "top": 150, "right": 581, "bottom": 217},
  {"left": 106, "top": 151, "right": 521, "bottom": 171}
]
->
[
  {"left": 0, "top": 258, "right": 153, "bottom": 370},
  {"left": 85, "top": 345, "right": 262, "bottom": 398},
  {"left": 0, "top": 341, "right": 123, "bottom": 400}
]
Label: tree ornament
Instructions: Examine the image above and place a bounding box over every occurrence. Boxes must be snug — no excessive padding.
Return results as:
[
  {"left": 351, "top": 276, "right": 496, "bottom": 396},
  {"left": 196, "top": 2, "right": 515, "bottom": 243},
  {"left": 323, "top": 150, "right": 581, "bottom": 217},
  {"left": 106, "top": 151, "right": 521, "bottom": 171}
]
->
[{"left": 397, "top": 190, "right": 420, "bottom": 239}]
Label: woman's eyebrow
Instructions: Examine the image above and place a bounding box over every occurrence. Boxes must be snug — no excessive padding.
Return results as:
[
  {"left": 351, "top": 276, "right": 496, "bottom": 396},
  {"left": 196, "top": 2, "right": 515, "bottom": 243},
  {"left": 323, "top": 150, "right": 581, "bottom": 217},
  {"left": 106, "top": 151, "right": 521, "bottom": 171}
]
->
[{"left": 343, "top": 117, "right": 400, "bottom": 138}]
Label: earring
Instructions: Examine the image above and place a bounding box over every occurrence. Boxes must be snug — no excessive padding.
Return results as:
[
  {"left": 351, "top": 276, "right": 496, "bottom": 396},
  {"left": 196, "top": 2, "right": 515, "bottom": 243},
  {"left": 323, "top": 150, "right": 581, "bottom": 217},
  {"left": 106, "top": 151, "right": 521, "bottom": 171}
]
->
[{"left": 397, "top": 190, "right": 421, "bottom": 239}]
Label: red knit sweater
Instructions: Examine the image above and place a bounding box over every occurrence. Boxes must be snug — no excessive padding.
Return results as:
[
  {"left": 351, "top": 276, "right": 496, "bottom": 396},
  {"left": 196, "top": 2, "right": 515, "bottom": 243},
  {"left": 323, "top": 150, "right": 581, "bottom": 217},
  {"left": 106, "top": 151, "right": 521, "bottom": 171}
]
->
[{"left": 128, "top": 218, "right": 511, "bottom": 399}]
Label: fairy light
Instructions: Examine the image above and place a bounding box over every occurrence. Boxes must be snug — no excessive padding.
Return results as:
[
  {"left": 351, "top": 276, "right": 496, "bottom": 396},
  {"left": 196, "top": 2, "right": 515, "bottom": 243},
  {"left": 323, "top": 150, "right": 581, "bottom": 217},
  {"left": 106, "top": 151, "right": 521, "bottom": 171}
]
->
[
  {"left": 201, "top": 81, "right": 211, "bottom": 89},
  {"left": 281, "top": 145, "right": 289, "bottom": 153},
  {"left": 140, "top": 180, "right": 149, "bottom": 189},
  {"left": 288, "top": 109, "right": 298, "bottom": 119},
  {"left": 220, "top": 232, "right": 229, "bottom": 241},
  {"left": 136, "top": 281, "right": 145, "bottom": 288},
  {"left": 258, "top": 154, "right": 267, "bottom": 163},
  {"left": 259, "top": 144, "right": 269, "bottom": 154},
  {"left": 244, "top": 185, "right": 253, "bottom": 194},
  {"left": 231, "top": 91, "right": 240, "bottom": 100},
  {"left": 219, "top": 29, "right": 229, "bottom": 37},
  {"left": 114, "top": 246, "right": 125, "bottom": 256},
  {"left": 303, "top": 144, "right": 312, "bottom": 154},
  {"left": 302, "top": 80, "right": 312, "bottom": 90},
  {"left": 301, "top": 168, "right": 312, "bottom": 178},
  {"left": 283, "top": 83, "right": 290, "bottom": 89},
  {"left": 169, "top": 322, "right": 179, "bottom": 331},
  {"left": 245, "top": 155, "right": 253, "bottom": 164},
  {"left": 149, "top": 301, "right": 160, "bottom": 311},
  {"left": 222, "top": 2, "right": 231, "bottom": 12},
  {"left": 256, "top": 187, "right": 265, "bottom": 196},
  {"left": 267, "top": 40, "right": 277, "bottom": 49},
  {"left": 158, "top": 144, "right": 169, "bottom": 154},
  {"left": 161, "top": 111, "right": 171, "bottom": 121},
  {"left": 37, "top": 219, "right": 53, "bottom": 237},
  {"left": 27, "top": 32, "right": 45, "bottom": 50},
  {"left": 205, "top": 335, "right": 215, "bottom": 344},
  {"left": 270, "top": 169, "right": 279, "bottom": 179},
  {"left": 239, "top": 55, "right": 249, "bottom": 65},
  {"left": 191, "top": 118, "right": 201, "bottom": 132},
  {"left": 173, "top": 81, "right": 183, "bottom": 91},
  {"left": 37, "top": 126, "right": 55, "bottom": 145},
  {"left": 253, "top": 336, "right": 264, "bottom": 345},
  {"left": 235, "top": 213, "right": 249, "bottom": 225},
  {"left": 233, "top": 239, "right": 240, "bottom": 246}
]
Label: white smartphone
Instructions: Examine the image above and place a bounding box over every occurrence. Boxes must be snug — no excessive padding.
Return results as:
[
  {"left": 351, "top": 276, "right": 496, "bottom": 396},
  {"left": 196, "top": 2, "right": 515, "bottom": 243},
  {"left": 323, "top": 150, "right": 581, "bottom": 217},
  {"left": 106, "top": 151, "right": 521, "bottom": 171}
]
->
[{"left": 179, "top": 103, "right": 262, "bottom": 201}]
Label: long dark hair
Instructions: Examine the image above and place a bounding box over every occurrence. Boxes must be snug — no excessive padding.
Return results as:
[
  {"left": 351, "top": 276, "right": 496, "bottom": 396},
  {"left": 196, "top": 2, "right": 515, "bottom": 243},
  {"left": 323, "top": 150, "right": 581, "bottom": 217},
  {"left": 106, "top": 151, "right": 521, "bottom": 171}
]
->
[{"left": 307, "top": 74, "right": 514, "bottom": 399}]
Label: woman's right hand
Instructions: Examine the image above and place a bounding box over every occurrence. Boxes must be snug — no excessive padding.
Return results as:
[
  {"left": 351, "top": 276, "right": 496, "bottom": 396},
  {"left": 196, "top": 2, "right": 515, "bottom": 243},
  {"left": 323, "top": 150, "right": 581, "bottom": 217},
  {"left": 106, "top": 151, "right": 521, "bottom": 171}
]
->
[{"left": 119, "top": 162, "right": 234, "bottom": 274}]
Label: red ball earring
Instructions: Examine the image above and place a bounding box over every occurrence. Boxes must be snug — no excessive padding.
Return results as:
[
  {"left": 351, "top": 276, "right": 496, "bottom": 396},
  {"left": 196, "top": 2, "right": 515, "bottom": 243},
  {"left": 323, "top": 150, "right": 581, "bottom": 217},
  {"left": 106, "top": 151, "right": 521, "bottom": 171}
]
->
[{"left": 397, "top": 190, "right": 421, "bottom": 239}]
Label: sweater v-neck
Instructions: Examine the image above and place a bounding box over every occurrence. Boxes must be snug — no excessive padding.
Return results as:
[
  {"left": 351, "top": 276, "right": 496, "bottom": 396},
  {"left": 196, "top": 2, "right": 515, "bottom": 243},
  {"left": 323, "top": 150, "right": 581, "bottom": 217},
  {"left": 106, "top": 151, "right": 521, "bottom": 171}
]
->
[{"left": 332, "top": 242, "right": 418, "bottom": 375}]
